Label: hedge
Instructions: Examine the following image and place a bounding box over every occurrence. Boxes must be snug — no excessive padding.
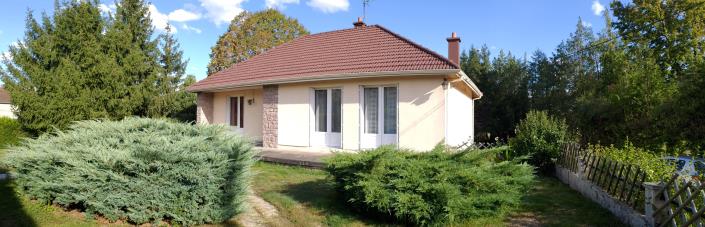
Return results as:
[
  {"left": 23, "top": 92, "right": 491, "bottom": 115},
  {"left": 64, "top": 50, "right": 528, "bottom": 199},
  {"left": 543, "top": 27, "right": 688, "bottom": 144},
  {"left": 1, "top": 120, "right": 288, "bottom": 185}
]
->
[
  {"left": 0, "top": 117, "right": 255, "bottom": 225},
  {"left": 326, "top": 145, "right": 534, "bottom": 226}
]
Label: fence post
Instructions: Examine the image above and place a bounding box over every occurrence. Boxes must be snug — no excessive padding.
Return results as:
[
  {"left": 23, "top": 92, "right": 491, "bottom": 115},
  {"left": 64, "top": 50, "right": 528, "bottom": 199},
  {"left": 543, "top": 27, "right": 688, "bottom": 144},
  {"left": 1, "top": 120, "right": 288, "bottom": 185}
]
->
[{"left": 644, "top": 182, "right": 664, "bottom": 227}]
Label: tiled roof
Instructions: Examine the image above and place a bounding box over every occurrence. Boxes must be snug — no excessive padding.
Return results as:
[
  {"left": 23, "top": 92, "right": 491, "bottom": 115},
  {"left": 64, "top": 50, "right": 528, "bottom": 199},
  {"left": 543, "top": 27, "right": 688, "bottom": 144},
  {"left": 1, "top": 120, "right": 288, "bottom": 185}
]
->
[
  {"left": 0, "top": 87, "right": 10, "bottom": 104},
  {"left": 188, "top": 25, "right": 459, "bottom": 92}
]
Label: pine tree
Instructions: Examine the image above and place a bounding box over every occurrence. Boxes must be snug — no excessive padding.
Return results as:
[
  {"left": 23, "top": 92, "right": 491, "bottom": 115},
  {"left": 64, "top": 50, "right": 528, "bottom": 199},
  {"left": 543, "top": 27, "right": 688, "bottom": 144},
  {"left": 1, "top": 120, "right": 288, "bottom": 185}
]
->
[
  {"left": 148, "top": 24, "right": 191, "bottom": 118},
  {"left": 1, "top": 1, "right": 128, "bottom": 134},
  {"left": 105, "top": 0, "right": 159, "bottom": 116},
  {"left": 207, "top": 9, "right": 308, "bottom": 75}
]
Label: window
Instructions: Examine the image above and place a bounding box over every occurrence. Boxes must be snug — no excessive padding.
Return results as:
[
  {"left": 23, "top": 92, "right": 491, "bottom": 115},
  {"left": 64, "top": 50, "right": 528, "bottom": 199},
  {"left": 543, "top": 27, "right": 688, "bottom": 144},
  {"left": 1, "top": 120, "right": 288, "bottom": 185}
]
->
[
  {"left": 383, "top": 87, "right": 397, "bottom": 134},
  {"left": 331, "top": 89, "right": 342, "bottom": 133},
  {"left": 364, "top": 87, "right": 378, "bottom": 134},
  {"left": 314, "top": 90, "right": 327, "bottom": 132},
  {"left": 230, "top": 96, "right": 244, "bottom": 128}
]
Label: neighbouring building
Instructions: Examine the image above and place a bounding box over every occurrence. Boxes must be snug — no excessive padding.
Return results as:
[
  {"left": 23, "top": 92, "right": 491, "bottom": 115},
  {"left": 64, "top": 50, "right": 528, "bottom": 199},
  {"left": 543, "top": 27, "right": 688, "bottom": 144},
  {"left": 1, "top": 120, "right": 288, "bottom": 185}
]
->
[
  {"left": 187, "top": 19, "right": 482, "bottom": 151},
  {"left": 0, "top": 87, "right": 14, "bottom": 118}
]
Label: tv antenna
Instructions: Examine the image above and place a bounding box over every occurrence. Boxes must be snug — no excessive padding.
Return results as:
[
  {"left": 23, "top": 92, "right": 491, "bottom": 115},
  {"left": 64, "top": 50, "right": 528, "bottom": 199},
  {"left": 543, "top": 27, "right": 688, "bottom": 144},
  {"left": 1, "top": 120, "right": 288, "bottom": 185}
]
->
[{"left": 362, "top": 0, "right": 373, "bottom": 21}]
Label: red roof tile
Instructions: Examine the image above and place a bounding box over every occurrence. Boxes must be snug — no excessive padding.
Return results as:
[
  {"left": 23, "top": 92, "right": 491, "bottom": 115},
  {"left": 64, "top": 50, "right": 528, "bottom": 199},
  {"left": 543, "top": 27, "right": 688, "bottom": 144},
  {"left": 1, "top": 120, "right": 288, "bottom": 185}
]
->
[
  {"left": 0, "top": 87, "right": 10, "bottom": 104},
  {"left": 188, "top": 25, "right": 459, "bottom": 92}
]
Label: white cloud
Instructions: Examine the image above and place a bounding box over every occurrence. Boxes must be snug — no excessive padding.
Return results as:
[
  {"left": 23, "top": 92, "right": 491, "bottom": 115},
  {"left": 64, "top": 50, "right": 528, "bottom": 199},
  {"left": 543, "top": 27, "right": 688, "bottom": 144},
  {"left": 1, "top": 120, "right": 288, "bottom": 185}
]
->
[
  {"left": 148, "top": 4, "right": 175, "bottom": 32},
  {"left": 307, "top": 0, "right": 348, "bottom": 13},
  {"left": 199, "top": 0, "right": 246, "bottom": 26},
  {"left": 582, "top": 21, "right": 593, "bottom": 27},
  {"left": 168, "top": 9, "right": 202, "bottom": 22},
  {"left": 591, "top": 1, "right": 605, "bottom": 16},
  {"left": 266, "top": 0, "right": 300, "bottom": 9},
  {"left": 181, "top": 24, "right": 202, "bottom": 34}
]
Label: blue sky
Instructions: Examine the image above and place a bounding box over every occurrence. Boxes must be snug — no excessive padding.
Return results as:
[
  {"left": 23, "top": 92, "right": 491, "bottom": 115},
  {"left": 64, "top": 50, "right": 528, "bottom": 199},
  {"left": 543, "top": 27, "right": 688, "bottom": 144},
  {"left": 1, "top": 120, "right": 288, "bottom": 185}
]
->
[{"left": 0, "top": 0, "right": 609, "bottom": 80}]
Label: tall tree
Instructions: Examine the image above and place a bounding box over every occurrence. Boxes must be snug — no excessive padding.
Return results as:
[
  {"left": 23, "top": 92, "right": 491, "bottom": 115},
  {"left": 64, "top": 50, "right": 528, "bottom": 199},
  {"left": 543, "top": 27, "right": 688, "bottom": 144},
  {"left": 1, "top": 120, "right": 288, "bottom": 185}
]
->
[
  {"left": 1, "top": 0, "right": 194, "bottom": 134},
  {"left": 1, "top": 1, "right": 126, "bottom": 134},
  {"left": 105, "top": 0, "right": 159, "bottom": 116},
  {"left": 148, "top": 24, "right": 192, "bottom": 118},
  {"left": 207, "top": 9, "right": 308, "bottom": 75},
  {"left": 612, "top": 0, "right": 705, "bottom": 78}
]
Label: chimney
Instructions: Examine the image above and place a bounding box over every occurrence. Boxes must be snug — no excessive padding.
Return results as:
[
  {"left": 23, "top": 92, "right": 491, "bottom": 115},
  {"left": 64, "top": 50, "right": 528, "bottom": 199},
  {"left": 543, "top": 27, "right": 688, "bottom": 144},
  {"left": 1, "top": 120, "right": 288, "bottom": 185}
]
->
[
  {"left": 353, "top": 17, "right": 365, "bottom": 28},
  {"left": 446, "top": 32, "right": 461, "bottom": 65}
]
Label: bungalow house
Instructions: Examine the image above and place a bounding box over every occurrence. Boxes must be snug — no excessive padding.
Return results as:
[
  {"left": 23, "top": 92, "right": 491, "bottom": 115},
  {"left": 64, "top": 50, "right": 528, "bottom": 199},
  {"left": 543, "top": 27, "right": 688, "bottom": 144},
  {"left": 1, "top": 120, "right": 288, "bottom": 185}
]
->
[
  {"left": 0, "top": 87, "right": 14, "bottom": 118},
  {"left": 187, "top": 19, "right": 482, "bottom": 151}
]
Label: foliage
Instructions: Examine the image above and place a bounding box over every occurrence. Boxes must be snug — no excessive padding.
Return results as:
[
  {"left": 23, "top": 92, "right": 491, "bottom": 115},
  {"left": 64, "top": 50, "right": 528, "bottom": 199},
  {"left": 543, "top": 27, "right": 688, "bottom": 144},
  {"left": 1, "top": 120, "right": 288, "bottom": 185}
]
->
[
  {"left": 0, "top": 0, "right": 194, "bottom": 134},
  {"left": 612, "top": 0, "right": 705, "bottom": 78},
  {"left": 325, "top": 145, "right": 534, "bottom": 226},
  {"left": 463, "top": 0, "right": 705, "bottom": 152},
  {"left": 0, "top": 117, "right": 26, "bottom": 149},
  {"left": 589, "top": 141, "right": 673, "bottom": 181},
  {"left": 0, "top": 118, "right": 255, "bottom": 225},
  {"left": 207, "top": 9, "right": 308, "bottom": 75},
  {"left": 509, "top": 111, "right": 571, "bottom": 173},
  {"left": 460, "top": 47, "right": 529, "bottom": 140}
]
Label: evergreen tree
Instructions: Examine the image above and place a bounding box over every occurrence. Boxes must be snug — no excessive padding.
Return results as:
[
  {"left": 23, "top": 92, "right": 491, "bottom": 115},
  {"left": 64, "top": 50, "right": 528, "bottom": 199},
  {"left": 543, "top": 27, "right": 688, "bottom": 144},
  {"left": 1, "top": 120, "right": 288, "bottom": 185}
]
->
[
  {"left": 148, "top": 24, "right": 192, "bottom": 118},
  {"left": 105, "top": 0, "right": 160, "bottom": 116},
  {"left": 1, "top": 1, "right": 127, "bottom": 134},
  {"left": 1, "top": 0, "right": 194, "bottom": 133},
  {"left": 207, "top": 9, "right": 308, "bottom": 75}
]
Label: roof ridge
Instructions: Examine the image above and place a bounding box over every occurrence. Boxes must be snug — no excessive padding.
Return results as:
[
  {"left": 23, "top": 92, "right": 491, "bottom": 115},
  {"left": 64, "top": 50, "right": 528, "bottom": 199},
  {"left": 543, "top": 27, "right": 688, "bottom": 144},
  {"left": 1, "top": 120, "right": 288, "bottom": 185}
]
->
[{"left": 371, "top": 25, "right": 459, "bottom": 69}]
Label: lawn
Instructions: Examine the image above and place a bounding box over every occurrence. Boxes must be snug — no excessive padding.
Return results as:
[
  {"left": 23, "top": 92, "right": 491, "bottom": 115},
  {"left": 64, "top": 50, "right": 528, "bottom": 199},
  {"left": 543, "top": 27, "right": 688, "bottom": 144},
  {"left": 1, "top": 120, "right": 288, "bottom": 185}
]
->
[
  {"left": 251, "top": 162, "right": 626, "bottom": 227},
  {"left": 0, "top": 161, "right": 624, "bottom": 226}
]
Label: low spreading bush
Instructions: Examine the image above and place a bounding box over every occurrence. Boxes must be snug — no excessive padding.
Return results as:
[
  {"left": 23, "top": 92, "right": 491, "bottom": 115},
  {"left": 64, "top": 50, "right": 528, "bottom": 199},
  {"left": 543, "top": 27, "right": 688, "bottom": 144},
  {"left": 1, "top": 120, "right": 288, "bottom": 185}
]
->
[
  {"left": 509, "top": 110, "right": 571, "bottom": 173},
  {"left": 326, "top": 145, "right": 534, "bottom": 226},
  {"left": 590, "top": 141, "right": 672, "bottom": 181},
  {"left": 0, "top": 117, "right": 255, "bottom": 225},
  {"left": 0, "top": 117, "right": 26, "bottom": 149}
]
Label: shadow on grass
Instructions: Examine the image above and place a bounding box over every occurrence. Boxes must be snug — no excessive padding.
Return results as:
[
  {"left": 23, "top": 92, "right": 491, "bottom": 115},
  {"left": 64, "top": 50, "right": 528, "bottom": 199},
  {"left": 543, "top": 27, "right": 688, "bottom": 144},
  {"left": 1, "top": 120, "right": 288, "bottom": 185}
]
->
[
  {"left": 0, "top": 178, "right": 37, "bottom": 227},
  {"left": 512, "top": 176, "right": 625, "bottom": 226},
  {"left": 282, "top": 178, "right": 398, "bottom": 226}
]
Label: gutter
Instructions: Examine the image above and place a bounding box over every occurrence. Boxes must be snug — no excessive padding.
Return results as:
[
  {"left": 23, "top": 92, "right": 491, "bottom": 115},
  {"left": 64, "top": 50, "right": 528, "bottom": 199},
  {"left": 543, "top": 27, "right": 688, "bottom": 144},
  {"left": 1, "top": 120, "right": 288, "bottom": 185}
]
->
[{"left": 188, "top": 69, "right": 462, "bottom": 93}]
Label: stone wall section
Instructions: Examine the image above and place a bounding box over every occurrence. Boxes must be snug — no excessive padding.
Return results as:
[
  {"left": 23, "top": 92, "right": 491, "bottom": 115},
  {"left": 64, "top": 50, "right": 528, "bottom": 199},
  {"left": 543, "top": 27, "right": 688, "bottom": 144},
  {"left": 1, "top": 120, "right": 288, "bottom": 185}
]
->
[{"left": 262, "top": 85, "right": 278, "bottom": 148}]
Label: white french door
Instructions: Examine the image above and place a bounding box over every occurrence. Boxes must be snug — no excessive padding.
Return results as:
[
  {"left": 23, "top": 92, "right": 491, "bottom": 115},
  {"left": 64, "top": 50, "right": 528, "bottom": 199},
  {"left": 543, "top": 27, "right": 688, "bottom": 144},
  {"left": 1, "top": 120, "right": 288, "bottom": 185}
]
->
[
  {"left": 310, "top": 88, "right": 342, "bottom": 148},
  {"left": 360, "top": 86, "right": 397, "bottom": 149}
]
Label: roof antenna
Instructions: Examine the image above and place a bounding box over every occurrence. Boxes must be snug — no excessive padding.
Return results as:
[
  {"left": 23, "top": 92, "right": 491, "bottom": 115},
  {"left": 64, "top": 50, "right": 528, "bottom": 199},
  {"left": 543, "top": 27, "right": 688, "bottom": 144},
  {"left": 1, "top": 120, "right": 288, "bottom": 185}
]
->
[{"left": 362, "top": 0, "right": 372, "bottom": 22}]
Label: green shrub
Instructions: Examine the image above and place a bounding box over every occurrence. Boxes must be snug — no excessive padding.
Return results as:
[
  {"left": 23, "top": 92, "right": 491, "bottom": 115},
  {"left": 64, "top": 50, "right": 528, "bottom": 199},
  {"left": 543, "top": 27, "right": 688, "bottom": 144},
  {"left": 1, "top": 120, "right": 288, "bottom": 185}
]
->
[
  {"left": 0, "top": 117, "right": 255, "bottom": 225},
  {"left": 326, "top": 145, "right": 534, "bottom": 226},
  {"left": 590, "top": 141, "right": 672, "bottom": 181},
  {"left": 509, "top": 110, "right": 571, "bottom": 173},
  {"left": 0, "top": 117, "right": 26, "bottom": 149}
]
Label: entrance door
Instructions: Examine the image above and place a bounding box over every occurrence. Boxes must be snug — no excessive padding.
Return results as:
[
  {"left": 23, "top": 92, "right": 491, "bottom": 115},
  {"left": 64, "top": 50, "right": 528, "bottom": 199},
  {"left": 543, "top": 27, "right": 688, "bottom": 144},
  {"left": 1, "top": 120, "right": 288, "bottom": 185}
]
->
[
  {"left": 360, "top": 86, "right": 397, "bottom": 149},
  {"left": 310, "top": 88, "right": 342, "bottom": 148}
]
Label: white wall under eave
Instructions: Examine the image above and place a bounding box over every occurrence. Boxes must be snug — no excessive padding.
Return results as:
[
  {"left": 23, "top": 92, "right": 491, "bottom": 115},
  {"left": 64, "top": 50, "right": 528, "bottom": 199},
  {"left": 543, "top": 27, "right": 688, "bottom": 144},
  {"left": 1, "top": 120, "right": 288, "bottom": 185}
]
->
[
  {"left": 446, "top": 83, "right": 474, "bottom": 147},
  {"left": 0, "top": 104, "right": 15, "bottom": 119}
]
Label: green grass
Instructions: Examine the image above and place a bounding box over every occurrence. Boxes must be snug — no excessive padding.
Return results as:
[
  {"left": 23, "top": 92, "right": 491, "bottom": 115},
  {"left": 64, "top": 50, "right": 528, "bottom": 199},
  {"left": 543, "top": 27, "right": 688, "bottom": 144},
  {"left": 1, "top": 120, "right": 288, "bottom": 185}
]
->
[{"left": 252, "top": 162, "right": 625, "bottom": 227}]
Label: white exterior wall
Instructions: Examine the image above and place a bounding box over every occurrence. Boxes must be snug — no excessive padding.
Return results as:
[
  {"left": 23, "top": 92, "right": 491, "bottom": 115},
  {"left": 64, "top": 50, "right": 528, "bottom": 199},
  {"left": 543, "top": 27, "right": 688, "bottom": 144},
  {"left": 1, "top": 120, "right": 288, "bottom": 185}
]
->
[
  {"left": 446, "top": 83, "right": 474, "bottom": 147},
  {"left": 276, "top": 76, "right": 447, "bottom": 151},
  {"left": 211, "top": 89, "right": 264, "bottom": 141},
  {"left": 0, "top": 104, "right": 14, "bottom": 119}
]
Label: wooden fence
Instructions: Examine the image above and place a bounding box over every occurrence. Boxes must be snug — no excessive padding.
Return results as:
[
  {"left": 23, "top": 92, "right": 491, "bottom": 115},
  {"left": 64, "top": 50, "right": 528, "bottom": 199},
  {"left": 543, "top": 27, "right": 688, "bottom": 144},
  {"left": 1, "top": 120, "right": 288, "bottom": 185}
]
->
[
  {"left": 651, "top": 175, "right": 705, "bottom": 227},
  {"left": 558, "top": 143, "right": 648, "bottom": 211}
]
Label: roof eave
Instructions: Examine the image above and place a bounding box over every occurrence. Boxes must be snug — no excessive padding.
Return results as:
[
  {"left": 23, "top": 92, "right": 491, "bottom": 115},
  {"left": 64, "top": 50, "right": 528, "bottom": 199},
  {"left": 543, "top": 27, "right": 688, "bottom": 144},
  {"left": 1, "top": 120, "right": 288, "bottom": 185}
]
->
[
  {"left": 187, "top": 69, "right": 461, "bottom": 93},
  {"left": 456, "top": 70, "right": 483, "bottom": 100}
]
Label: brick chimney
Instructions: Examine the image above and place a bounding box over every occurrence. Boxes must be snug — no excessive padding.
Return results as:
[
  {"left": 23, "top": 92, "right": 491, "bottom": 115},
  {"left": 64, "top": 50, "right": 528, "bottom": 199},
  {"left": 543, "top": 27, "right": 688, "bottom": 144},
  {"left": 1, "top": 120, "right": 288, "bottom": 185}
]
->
[
  {"left": 446, "top": 32, "right": 461, "bottom": 66},
  {"left": 353, "top": 17, "right": 365, "bottom": 28}
]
